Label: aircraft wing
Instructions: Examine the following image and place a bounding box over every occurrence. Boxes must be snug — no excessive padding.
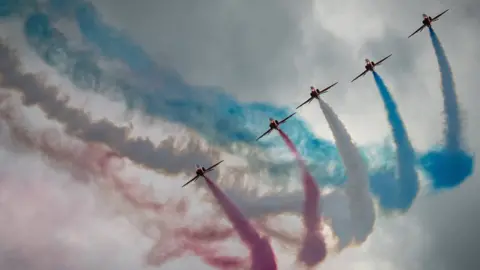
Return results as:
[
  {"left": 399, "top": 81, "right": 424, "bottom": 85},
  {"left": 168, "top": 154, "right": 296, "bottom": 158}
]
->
[
  {"left": 182, "top": 175, "right": 199, "bottom": 187},
  {"left": 432, "top": 9, "right": 449, "bottom": 21},
  {"left": 296, "top": 97, "right": 314, "bottom": 109},
  {"left": 351, "top": 70, "right": 368, "bottom": 82},
  {"left": 375, "top": 54, "right": 392, "bottom": 66},
  {"left": 206, "top": 160, "right": 224, "bottom": 171},
  {"left": 256, "top": 128, "right": 273, "bottom": 141},
  {"left": 279, "top": 112, "right": 296, "bottom": 124},
  {"left": 408, "top": 25, "right": 425, "bottom": 38},
  {"left": 319, "top": 82, "right": 338, "bottom": 93}
]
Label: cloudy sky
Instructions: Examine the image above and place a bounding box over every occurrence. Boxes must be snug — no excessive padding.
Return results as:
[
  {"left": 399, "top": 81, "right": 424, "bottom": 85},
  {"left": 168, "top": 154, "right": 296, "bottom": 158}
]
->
[{"left": 0, "top": 0, "right": 479, "bottom": 269}]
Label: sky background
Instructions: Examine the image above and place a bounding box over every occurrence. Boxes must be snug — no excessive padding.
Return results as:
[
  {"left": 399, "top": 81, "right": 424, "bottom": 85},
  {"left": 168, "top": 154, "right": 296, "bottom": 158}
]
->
[{"left": 0, "top": 0, "right": 479, "bottom": 269}]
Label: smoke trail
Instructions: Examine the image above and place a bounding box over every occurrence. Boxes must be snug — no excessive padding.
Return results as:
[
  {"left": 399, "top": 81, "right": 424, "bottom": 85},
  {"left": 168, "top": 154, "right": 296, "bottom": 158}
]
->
[
  {"left": 20, "top": 9, "right": 346, "bottom": 186},
  {"left": 317, "top": 98, "right": 375, "bottom": 249},
  {"left": 277, "top": 129, "right": 326, "bottom": 266},
  {"left": 428, "top": 28, "right": 460, "bottom": 151},
  {"left": 370, "top": 71, "right": 419, "bottom": 211},
  {"left": 0, "top": 38, "right": 330, "bottom": 265},
  {"left": 203, "top": 175, "right": 278, "bottom": 270},
  {"left": 219, "top": 178, "right": 357, "bottom": 253},
  {"left": 0, "top": 97, "right": 175, "bottom": 218},
  {"left": 419, "top": 28, "right": 473, "bottom": 189},
  {"left": 0, "top": 98, "right": 250, "bottom": 268},
  {"left": 0, "top": 40, "right": 219, "bottom": 176},
  {"left": 14, "top": 3, "right": 395, "bottom": 187}
]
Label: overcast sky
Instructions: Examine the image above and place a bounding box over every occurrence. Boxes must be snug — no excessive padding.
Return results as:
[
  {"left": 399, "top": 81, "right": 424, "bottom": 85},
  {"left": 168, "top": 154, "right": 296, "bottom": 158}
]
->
[{"left": 1, "top": 0, "right": 480, "bottom": 269}]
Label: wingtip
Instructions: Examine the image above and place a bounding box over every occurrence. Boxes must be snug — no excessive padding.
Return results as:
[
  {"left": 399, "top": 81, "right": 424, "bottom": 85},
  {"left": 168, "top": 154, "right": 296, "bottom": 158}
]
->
[{"left": 329, "top": 81, "right": 339, "bottom": 88}]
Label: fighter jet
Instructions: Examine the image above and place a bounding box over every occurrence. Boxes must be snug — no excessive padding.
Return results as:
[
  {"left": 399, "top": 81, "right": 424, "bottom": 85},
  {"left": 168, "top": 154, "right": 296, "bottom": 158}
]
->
[
  {"left": 182, "top": 160, "right": 224, "bottom": 187},
  {"left": 408, "top": 9, "right": 449, "bottom": 38},
  {"left": 256, "top": 113, "right": 296, "bottom": 141},
  {"left": 351, "top": 54, "right": 392, "bottom": 83},
  {"left": 296, "top": 82, "right": 338, "bottom": 109}
]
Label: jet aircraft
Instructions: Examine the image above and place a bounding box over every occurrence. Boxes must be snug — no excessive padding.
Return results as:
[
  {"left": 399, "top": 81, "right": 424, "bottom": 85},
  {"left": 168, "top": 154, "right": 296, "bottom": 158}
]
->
[
  {"left": 256, "top": 113, "right": 296, "bottom": 141},
  {"left": 182, "top": 160, "right": 224, "bottom": 187},
  {"left": 296, "top": 82, "right": 338, "bottom": 109},
  {"left": 351, "top": 54, "right": 392, "bottom": 82},
  {"left": 408, "top": 9, "right": 449, "bottom": 38}
]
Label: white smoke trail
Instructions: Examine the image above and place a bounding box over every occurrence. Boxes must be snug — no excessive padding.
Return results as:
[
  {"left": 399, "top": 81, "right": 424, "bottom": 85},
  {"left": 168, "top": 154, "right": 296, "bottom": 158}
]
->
[{"left": 317, "top": 98, "right": 375, "bottom": 249}]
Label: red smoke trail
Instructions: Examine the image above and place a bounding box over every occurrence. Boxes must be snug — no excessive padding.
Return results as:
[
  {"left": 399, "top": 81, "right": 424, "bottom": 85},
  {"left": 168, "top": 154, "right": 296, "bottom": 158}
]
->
[
  {"left": 0, "top": 105, "right": 244, "bottom": 269},
  {"left": 98, "top": 154, "right": 251, "bottom": 268},
  {"left": 147, "top": 228, "right": 248, "bottom": 269},
  {"left": 179, "top": 235, "right": 250, "bottom": 270},
  {"left": 203, "top": 175, "right": 278, "bottom": 270},
  {"left": 277, "top": 129, "right": 326, "bottom": 266},
  {"left": 64, "top": 146, "right": 249, "bottom": 269}
]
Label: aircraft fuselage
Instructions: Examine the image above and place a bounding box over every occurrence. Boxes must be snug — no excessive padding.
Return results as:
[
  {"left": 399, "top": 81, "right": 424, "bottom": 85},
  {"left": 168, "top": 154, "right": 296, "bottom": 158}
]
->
[
  {"left": 195, "top": 167, "right": 206, "bottom": 176},
  {"left": 310, "top": 89, "right": 320, "bottom": 98},
  {"left": 423, "top": 16, "right": 433, "bottom": 27},
  {"left": 365, "top": 62, "right": 375, "bottom": 71},
  {"left": 269, "top": 120, "right": 280, "bottom": 130}
]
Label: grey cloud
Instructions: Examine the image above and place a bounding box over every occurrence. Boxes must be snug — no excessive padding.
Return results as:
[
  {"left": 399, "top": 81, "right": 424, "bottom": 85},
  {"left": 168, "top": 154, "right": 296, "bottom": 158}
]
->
[
  {"left": 88, "top": 0, "right": 480, "bottom": 107},
  {"left": 360, "top": 27, "right": 416, "bottom": 78},
  {"left": 415, "top": 176, "right": 480, "bottom": 270},
  {"left": 91, "top": 0, "right": 351, "bottom": 104},
  {"left": 357, "top": 174, "right": 480, "bottom": 270}
]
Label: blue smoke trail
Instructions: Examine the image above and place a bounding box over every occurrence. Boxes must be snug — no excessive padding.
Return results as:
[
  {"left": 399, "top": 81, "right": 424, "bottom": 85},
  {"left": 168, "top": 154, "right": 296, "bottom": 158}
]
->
[
  {"left": 419, "top": 28, "right": 473, "bottom": 189},
  {"left": 370, "top": 71, "right": 418, "bottom": 211},
  {"left": 428, "top": 28, "right": 460, "bottom": 151},
  {"left": 8, "top": 0, "right": 398, "bottom": 189},
  {"left": 21, "top": 9, "right": 349, "bottom": 186}
]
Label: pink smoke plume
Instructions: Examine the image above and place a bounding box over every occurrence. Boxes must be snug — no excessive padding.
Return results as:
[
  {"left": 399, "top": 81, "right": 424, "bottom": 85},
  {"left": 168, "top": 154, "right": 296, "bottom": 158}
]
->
[
  {"left": 203, "top": 175, "right": 278, "bottom": 270},
  {"left": 277, "top": 129, "right": 327, "bottom": 266},
  {"left": 0, "top": 101, "right": 247, "bottom": 269}
]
